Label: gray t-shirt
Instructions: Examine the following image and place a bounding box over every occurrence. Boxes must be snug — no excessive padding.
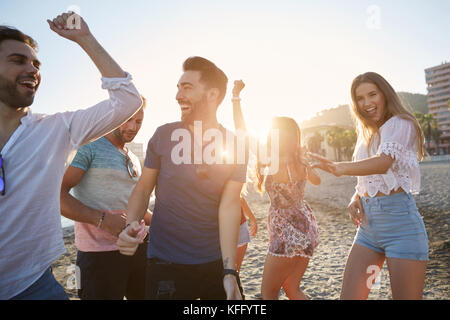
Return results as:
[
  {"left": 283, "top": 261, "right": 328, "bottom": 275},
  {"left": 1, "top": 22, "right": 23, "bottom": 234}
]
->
[
  {"left": 145, "top": 122, "right": 247, "bottom": 264},
  {"left": 70, "top": 137, "right": 141, "bottom": 252}
]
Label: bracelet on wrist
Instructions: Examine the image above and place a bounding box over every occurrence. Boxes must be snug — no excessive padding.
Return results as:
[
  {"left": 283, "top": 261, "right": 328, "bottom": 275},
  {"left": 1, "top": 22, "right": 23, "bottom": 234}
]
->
[
  {"left": 97, "top": 212, "right": 106, "bottom": 229},
  {"left": 231, "top": 97, "right": 241, "bottom": 102},
  {"left": 223, "top": 268, "right": 239, "bottom": 279}
]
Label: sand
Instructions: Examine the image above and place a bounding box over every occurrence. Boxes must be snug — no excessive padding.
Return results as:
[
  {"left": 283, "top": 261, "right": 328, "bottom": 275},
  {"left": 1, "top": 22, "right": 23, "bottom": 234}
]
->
[{"left": 53, "top": 161, "right": 450, "bottom": 300}]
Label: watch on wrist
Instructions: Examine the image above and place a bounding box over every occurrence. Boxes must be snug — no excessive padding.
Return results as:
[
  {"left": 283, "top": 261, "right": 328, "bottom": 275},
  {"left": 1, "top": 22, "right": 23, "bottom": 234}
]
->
[{"left": 223, "top": 268, "right": 239, "bottom": 279}]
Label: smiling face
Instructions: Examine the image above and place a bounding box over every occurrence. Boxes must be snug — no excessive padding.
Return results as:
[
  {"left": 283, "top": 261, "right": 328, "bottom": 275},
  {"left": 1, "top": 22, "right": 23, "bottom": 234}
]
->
[
  {"left": 0, "top": 39, "right": 41, "bottom": 109},
  {"left": 176, "top": 70, "right": 210, "bottom": 124},
  {"left": 354, "top": 82, "right": 387, "bottom": 127}
]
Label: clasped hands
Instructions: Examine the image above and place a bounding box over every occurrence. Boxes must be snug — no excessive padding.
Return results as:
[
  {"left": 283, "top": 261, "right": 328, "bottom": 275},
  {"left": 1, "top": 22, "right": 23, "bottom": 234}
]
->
[
  {"left": 307, "top": 152, "right": 342, "bottom": 177},
  {"left": 307, "top": 152, "right": 366, "bottom": 227}
]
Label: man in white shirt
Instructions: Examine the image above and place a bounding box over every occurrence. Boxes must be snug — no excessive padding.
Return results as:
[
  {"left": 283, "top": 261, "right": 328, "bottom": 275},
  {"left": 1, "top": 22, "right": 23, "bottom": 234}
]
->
[{"left": 0, "top": 12, "right": 143, "bottom": 299}]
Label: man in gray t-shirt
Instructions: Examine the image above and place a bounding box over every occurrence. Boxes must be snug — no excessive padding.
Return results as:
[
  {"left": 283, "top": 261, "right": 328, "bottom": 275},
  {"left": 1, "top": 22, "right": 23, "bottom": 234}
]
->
[{"left": 118, "top": 57, "right": 247, "bottom": 300}]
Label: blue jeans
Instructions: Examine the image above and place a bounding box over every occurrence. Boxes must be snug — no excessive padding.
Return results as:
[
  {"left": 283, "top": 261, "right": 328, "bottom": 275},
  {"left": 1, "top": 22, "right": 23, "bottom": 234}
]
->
[
  {"left": 354, "top": 192, "right": 429, "bottom": 261},
  {"left": 10, "top": 267, "right": 69, "bottom": 300}
]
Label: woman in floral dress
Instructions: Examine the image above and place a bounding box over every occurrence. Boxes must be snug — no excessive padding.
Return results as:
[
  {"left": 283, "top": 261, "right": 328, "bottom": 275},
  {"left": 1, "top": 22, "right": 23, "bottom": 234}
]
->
[{"left": 257, "top": 117, "right": 321, "bottom": 300}]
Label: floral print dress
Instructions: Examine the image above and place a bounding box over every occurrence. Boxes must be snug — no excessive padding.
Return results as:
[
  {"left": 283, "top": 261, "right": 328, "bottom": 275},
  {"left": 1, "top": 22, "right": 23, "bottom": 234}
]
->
[{"left": 265, "top": 164, "right": 320, "bottom": 258}]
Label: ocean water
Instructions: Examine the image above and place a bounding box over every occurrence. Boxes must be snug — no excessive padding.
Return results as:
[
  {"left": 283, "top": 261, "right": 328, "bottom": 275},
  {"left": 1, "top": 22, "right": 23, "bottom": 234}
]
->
[{"left": 61, "top": 195, "right": 155, "bottom": 229}]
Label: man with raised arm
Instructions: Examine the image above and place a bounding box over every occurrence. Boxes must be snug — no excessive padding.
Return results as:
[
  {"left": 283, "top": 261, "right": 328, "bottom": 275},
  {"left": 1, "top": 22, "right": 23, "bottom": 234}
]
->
[
  {"left": 117, "top": 57, "right": 246, "bottom": 300},
  {"left": 0, "top": 12, "right": 142, "bottom": 300}
]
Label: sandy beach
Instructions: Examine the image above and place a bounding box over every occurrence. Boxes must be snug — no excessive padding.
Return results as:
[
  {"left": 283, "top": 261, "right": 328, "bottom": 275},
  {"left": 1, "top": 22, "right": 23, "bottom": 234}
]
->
[{"left": 53, "top": 160, "right": 450, "bottom": 300}]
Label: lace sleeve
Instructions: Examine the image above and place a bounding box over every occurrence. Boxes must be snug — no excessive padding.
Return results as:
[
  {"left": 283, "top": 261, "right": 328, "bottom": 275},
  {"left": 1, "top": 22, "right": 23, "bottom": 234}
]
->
[
  {"left": 376, "top": 117, "right": 419, "bottom": 169},
  {"left": 377, "top": 141, "right": 418, "bottom": 168}
]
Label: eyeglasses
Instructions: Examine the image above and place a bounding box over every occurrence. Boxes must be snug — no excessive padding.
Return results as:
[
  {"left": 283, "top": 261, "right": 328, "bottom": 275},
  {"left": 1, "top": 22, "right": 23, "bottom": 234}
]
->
[
  {"left": 124, "top": 149, "right": 138, "bottom": 179},
  {"left": 0, "top": 154, "right": 5, "bottom": 196}
]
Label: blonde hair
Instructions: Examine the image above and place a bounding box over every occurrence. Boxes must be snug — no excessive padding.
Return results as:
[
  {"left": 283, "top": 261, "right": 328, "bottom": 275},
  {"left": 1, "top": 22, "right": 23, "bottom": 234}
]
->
[{"left": 350, "top": 72, "right": 426, "bottom": 160}]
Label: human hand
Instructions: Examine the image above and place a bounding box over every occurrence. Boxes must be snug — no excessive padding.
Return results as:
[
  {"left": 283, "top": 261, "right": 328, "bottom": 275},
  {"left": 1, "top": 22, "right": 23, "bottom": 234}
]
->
[
  {"left": 232, "top": 80, "right": 245, "bottom": 97},
  {"left": 117, "top": 221, "right": 144, "bottom": 256},
  {"left": 47, "top": 12, "right": 92, "bottom": 43},
  {"left": 307, "top": 152, "right": 332, "bottom": 164},
  {"left": 296, "top": 148, "right": 310, "bottom": 168},
  {"left": 223, "top": 275, "right": 242, "bottom": 300},
  {"left": 100, "top": 211, "right": 127, "bottom": 237},
  {"left": 347, "top": 195, "right": 366, "bottom": 227},
  {"left": 308, "top": 152, "right": 342, "bottom": 176}
]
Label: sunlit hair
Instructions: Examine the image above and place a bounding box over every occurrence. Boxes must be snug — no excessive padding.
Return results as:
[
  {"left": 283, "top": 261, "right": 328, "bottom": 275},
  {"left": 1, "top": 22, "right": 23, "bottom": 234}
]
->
[
  {"left": 255, "top": 117, "right": 306, "bottom": 194},
  {"left": 182, "top": 56, "right": 228, "bottom": 106},
  {"left": 350, "top": 72, "right": 426, "bottom": 160},
  {"left": 0, "top": 26, "right": 38, "bottom": 50},
  {"left": 141, "top": 95, "right": 147, "bottom": 110}
]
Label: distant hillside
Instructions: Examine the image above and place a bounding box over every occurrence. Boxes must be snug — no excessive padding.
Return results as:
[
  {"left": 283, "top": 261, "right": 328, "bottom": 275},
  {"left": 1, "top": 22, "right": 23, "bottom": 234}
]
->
[
  {"left": 301, "top": 92, "right": 428, "bottom": 128},
  {"left": 397, "top": 92, "right": 428, "bottom": 114},
  {"left": 301, "top": 104, "right": 354, "bottom": 129}
]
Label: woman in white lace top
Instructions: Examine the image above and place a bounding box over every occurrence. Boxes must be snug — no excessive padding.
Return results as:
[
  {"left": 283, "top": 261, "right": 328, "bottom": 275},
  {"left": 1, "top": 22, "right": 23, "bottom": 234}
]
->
[{"left": 310, "top": 72, "right": 429, "bottom": 300}]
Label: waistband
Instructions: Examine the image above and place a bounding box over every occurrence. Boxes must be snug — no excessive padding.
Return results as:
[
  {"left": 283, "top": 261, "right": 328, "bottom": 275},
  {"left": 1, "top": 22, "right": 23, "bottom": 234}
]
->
[{"left": 360, "top": 191, "right": 413, "bottom": 206}]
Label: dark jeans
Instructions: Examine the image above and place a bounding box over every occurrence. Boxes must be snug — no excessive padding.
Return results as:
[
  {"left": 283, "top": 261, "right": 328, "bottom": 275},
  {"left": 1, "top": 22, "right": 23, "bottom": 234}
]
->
[
  {"left": 146, "top": 257, "right": 245, "bottom": 300},
  {"left": 10, "top": 267, "right": 68, "bottom": 300},
  {"left": 76, "top": 241, "right": 147, "bottom": 300}
]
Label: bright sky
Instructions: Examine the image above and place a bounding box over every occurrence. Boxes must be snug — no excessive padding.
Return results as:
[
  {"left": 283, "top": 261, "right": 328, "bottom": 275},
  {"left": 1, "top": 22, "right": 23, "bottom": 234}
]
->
[{"left": 2, "top": 0, "right": 449, "bottom": 144}]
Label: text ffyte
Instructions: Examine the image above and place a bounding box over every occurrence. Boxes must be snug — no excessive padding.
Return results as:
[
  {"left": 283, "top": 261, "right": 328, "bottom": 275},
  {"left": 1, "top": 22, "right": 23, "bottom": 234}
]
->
[{"left": 183, "top": 304, "right": 267, "bottom": 317}]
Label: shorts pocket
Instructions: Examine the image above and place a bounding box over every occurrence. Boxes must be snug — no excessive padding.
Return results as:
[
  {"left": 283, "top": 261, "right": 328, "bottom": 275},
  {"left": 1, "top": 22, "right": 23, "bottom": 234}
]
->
[{"left": 380, "top": 200, "right": 409, "bottom": 216}]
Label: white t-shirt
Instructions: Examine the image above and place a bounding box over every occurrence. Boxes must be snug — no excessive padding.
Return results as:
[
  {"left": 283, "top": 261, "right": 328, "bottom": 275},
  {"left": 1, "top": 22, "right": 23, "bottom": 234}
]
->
[
  {"left": 353, "top": 116, "right": 421, "bottom": 197},
  {"left": 0, "top": 73, "right": 142, "bottom": 299}
]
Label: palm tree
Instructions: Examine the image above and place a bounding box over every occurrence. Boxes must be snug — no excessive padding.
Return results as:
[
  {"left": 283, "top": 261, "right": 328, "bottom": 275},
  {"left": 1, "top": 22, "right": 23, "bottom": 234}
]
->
[
  {"left": 307, "top": 132, "right": 324, "bottom": 155},
  {"left": 422, "top": 114, "right": 438, "bottom": 151},
  {"left": 413, "top": 112, "right": 424, "bottom": 121},
  {"left": 342, "top": 129, "right": 357, "bottom": 160},
  {"left": 431, "top": 125, "right": 442, "bottom": 155},
  {"left": 414, "top": 112, "right": 438, "bottom": 152},
  {"left": 326, "top": 127, "right": 344, "bottom": 161}
]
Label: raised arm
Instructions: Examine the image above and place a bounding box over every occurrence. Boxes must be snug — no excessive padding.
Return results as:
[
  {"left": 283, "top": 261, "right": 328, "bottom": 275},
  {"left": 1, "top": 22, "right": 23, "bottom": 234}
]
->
[
  {"left": 47, "top": 12, "right": 125, "bottom": 78},
  {"left": 47, "top": 12, "right": 142, "bottom": 147},
  {"left": 232, "top": 80, "right": 247, "bottom": 132}
]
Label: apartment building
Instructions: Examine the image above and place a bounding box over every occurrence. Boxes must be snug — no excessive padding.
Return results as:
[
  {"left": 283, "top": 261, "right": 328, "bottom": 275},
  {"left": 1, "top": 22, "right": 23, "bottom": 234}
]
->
[{"left": 425, "top": 61, "right": 450, "bottom": 154}]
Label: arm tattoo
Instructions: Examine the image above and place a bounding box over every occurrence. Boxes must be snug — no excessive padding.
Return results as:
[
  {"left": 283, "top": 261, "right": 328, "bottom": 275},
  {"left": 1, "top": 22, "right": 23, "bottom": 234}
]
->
[{"left": 223, "top": 257, "right": 232, "bottom": 269}]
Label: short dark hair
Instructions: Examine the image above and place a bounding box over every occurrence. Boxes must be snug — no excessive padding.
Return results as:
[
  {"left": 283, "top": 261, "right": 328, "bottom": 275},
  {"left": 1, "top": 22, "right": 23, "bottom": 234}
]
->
[
  {"left": 182, "top": 56, "right": 228, "bottom": 106},
  {"left": 0, "top": 26, "right": 38, "bottom": 51}
]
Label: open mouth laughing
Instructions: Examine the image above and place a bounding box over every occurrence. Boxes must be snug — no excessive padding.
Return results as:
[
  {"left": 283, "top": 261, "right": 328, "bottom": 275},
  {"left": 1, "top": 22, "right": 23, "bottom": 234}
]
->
[{"left": 17, "top": 78, "right": 39, "bottom": 94}]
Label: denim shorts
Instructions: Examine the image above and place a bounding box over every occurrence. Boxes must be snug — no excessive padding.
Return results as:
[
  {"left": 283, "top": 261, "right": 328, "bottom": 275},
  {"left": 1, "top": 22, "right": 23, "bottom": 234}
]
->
[
  {"left": 238, "top": 221, "right": 251, "bottom": 247},
  {"left": 354, "top": 192, "right": 429, "bottom": 261}
]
